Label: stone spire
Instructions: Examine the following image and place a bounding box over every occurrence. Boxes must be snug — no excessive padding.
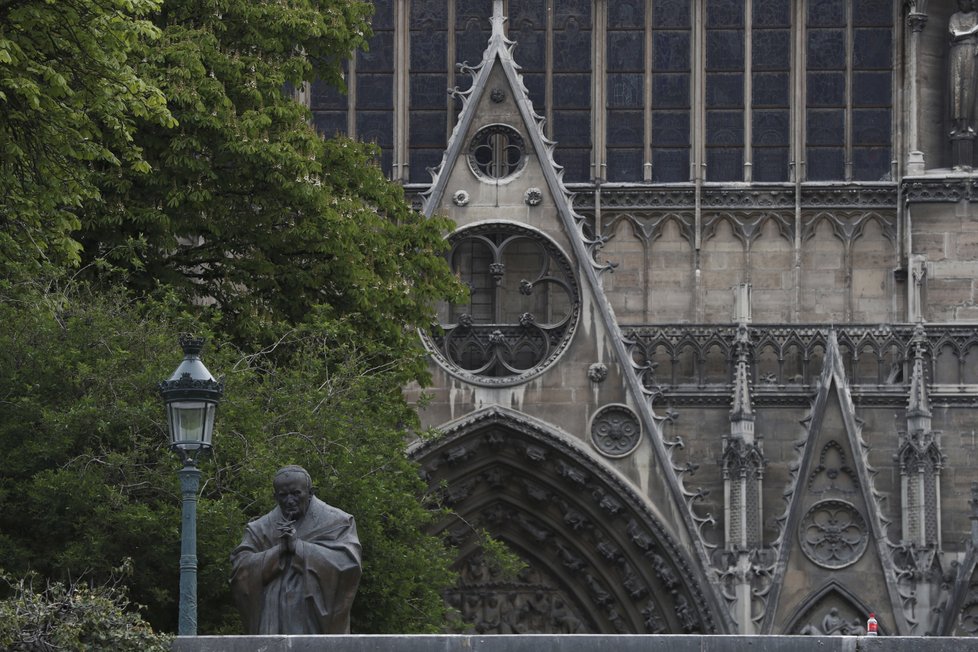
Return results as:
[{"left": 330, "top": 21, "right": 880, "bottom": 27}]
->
[
  {"left": 898, "top": 324, "right": 944, "bottom": 548},
  {"left": 729, "top": 324, "right": 755, "bottom": 442},
  {"left": 722, "top": 324, "right": 764, "bottom": 551},
  {"left": 907, "top": 324, "right": 932, "bottom": 435}
]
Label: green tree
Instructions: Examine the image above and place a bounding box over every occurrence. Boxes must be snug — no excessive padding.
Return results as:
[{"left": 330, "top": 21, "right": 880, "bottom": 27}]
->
[
  {"left": 0, "top": 285, "right": 457, "bottom": 633},
  {"left": 0, "top": 0, "right": 466, "bottom": 635},
  {"left": 80, "top": 0, "right": 461, "bottom": 364},
  {"left": 0, "top": 0, "right": 172, "bottom": 284}
]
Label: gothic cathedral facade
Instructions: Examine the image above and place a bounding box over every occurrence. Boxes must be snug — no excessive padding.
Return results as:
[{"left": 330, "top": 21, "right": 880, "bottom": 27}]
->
[{"left": 306, "top": 0, "right": 978, "bottom": 635}]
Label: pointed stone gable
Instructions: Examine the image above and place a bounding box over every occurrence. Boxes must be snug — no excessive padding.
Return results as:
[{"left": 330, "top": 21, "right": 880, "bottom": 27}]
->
[{"left": 763, "top": 332, "right": 906, "bottom": 634}]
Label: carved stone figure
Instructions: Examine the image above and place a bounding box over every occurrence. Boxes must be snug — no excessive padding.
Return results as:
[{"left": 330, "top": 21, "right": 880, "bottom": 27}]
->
[
  {"left": 230, "top": 466, "right": 362, "bottom": 634},
  {"left": 949, "top": 0, "right": 978, "bottom": 167}
]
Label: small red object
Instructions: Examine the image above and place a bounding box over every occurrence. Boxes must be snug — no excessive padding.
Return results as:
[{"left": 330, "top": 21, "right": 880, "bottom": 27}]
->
[{"left": 866, "top": 613, "right": 878, "bottom": 636}]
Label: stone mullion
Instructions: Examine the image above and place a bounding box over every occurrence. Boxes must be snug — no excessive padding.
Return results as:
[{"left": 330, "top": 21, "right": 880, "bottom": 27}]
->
[
  {"left": 593, "top": 0, "right": 607, "bottom": 182},
  {"left": 844, "top": 0, "right": 853, "bottom": 181},
  {"left": 394, "top": 0, "right": 410, "bottom": 182},
  {"left": 791, "top": 0, "right": 804, "bottom": 323},
  {"left": 643, "top": 0, "right": 653, "bottom": 181},
  {"left": 743, "top": 0, "right": 753, "bottom": 182},
  {"left": 446, "top": 1, "right": 456, "bottom": 142}
]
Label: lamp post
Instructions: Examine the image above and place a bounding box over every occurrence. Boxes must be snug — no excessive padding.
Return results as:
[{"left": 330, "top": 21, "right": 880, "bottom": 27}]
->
[{"left": 159, "top": 334, "right": 224, "bottom": 636}]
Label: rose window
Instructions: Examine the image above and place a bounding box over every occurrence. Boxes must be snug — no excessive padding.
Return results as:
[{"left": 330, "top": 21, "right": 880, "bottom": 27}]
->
[{"left": 426, "top": 223, "right": 580, "bottom": 385}]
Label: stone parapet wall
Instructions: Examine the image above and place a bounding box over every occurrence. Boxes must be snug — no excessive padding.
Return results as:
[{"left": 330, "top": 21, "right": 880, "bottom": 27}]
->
[{"left": 172, "top": 634, "right": 977, "bottom": 652}]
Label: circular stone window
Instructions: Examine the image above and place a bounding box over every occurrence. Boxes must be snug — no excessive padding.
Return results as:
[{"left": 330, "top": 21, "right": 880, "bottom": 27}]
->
[
  {"left": 425, "top": 223, "right": 580, "bottom": 386},
  {"left": 589, "top": 404, "right": 642, "bottom": 458},
  {"left": 799, "top": 499, "right": 868, "bottom": 569},
  {"left": 467, "top": 124, "right": 527, "bottom": 181}
]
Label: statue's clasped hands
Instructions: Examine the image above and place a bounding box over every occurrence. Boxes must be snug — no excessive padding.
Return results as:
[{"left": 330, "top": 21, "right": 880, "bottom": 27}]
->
[{"left": 278, "top": 520, "right": 298, "bottom": 554}]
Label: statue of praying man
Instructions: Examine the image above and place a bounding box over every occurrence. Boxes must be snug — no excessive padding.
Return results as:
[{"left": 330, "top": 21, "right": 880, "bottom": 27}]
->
[{"left": 230, "top": 465, "right": 362, "bottom": 634}]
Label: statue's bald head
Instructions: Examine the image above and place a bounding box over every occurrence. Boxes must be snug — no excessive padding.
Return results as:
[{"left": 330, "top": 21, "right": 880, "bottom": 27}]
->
[
  {"left": 273, "top": 465, "right": 313, "bottom": 520},
  {"left": 274, "top": 465, "right": 312, "bottom": 489}
]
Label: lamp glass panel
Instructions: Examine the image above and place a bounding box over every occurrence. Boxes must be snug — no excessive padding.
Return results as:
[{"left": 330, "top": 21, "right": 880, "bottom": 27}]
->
[{"left": 167, "top": 401, "right": 215, "bottom": 448}]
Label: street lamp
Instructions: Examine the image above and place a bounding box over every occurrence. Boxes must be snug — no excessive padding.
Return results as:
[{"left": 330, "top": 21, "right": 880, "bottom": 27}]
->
[{"left": 159, "top": 334, "right": 224, "bottom": 636}]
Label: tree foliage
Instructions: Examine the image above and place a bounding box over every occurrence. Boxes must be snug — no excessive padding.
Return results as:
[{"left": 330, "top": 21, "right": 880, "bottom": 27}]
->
[
  {"left": 79, "top": 0, "right": 461, "bottom": 358},
  {"left": 0, "top": 571, "right": 170, "bottom": 651},
  {"left": 0, "top": 0, "right": 172, "bottom": 284},
  {"left": 0, "top": 286, "right": 458, "bottom": 633},
  {"left": 0, "top": 0, "right": 466, "bottom": 637}
]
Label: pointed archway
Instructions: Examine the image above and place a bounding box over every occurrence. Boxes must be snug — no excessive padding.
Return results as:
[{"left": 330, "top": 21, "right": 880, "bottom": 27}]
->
[{"left": 409, "top": 406, "right": 726, "bottom": 634}]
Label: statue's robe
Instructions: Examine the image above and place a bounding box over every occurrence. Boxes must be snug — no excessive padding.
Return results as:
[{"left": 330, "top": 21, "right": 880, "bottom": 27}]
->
[{"left": 230, "top": 497, "right": 362, "bottom": 634}]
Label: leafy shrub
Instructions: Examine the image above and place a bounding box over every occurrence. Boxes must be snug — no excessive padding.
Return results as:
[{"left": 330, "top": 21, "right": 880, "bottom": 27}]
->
[{"left": 0, "top": 574, "right": 170, "bottom": 652}]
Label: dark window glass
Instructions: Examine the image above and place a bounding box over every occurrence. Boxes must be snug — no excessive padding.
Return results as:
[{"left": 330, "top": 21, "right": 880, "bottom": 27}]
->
[
  {"left": 607, "top": 149, "right": 644, "bottom": 181},
  {"left": 358, "top": 31, "right": 394, "bottom": 72},
  {"left": 410, "top": 150, "right": 443, "bottom": 184},
  {"left": 807, "top": 72, "right": 846, "bottom": 106},
  {"left": 807, "top": 0, "right": 845, "bottom": 27},
  {"left": 357, "top": 112, "right": 394, "bottom": 148},
  {"left": 608, "top": 32, "right": 645, "bottom": 72},
  {"left": 852, "top": 72, "right": 891, "bottom": 107},
  {"left": 706, "top": 0, "right": 744, "bottom": 28},
  {"left": 609, "top": 0, "right": 644, "bottom": 28},
  {"left": 707, "top": 110, "right": 744, "bottom": 146},
  {"left": 607, "top": 111, "right": 644, "bottom": 147},
  {"left": 608, "top": 74, "right": 644, "bottom": 108},
  {"left": 653, "top": 32, "right": 691, "bottom": 70},
  {"left": 553, "top": 74, "right": 591, "bottom": 109},
  {"left": 553, "top": 110, "right": 592, "bottom": 147},
  {"left": 311, "top": 78, "right": 347, "bottom": 111},
  {"left": 652, "top": 111, "right": 691, "bottom": 147},
  {"left": 411, "top": 74, "right": 448, "bottom": 110},
  {"left": 456, "top": 6, "right": 492, "bottom": 65},
  {"left": 754, "top": 0, "right": 791, "bottom": 27},
  {"left": 852, "top": 147, "right": 890, "bottom": 180},
  {"left": 652, "top": 148, "right": 689, "bottom": 182},
  {"left": 370, "top": 0, "right": 395, "bottom": 29},
  {"left": 511, "top": 20, "right": 546, "bottom": 70},
  {"left": 313, "top": 112, "right": 347, "bottom": 139},
  {"left": 708, "top": 148, "right": 744, "bottom": 182},
  {"left": 553, "top": 23, "right": 591, "bottom": 71},
  {"left": 752, "top": 30, "right": 790, "bottom": 70},
  {"left": 652, "top": 73, "right": 690, "bottom": 108},
  {"left": 409, "top": 111, "right": 446, "bottom": 148},
  {"left": 707, "top": 30, "right": 745, "bottom": 70},
  {"left": 753, "top": 148, "right": 789, "bottom": 182},
  {"left": 807, "top": 29, "right": 846, "bottom": 69},
  {"left": 753, "top": 110, "right": 790, "bottom": 146},
  {"left": 509, "top": 0, "right": 547, "bottom": 25},
  {"left": 807, "top": 148, "right": 844, "bottom": 180},
  {"left": 411, "top": 31, "right": 447, "bottom": 71},
  {"left": 706, "top": 73, "right": 744, "bottom": 108},
  {"left": 853, "top": 0, "right": 892, "bottom": 26},
  {"left": 853, "top": 109, "right": 890, "bottom": 146},
  {"left": 853, "top": 29, "right": 891, "bottom": 69},
  {"left": 753, "top": 72, "right": 789, "bottom": 107},
  {"left": 356, "top": 74, "right": 393, "bottom": 109},
  {"left": 653, "top": 0, "right": 691, "bottom": 29},
  {"left": 553, "top": 0, "right": 591, "bottom": 181},
  {"left": 807, "top": 110, "right": 845, "bottom": 146}
]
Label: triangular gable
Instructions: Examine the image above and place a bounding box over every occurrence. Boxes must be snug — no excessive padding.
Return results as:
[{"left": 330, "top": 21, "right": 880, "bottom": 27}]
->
[
  {"left": 418, "top": 0, "right": 732, "bottom": 631},
  {"left": 762, "top": 332, "right": 907, "bottom": 634}
]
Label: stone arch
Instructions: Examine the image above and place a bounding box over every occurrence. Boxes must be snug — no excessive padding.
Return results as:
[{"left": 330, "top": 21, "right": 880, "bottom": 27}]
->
[
  {"left": 409, "top": 406, "right": 726, "bottom": 634},
  {"left": 782, "top": 580, "right": 881, "bottom": 636}
]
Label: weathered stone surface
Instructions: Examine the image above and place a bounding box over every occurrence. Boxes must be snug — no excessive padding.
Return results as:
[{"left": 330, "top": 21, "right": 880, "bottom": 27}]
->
[{"left": 172, "top": 635, "right": 978, "bottom": 652}]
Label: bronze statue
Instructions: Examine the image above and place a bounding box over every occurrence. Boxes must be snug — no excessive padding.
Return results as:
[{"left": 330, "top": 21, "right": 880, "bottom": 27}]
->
[
  {"left": 949, "top": 0, "right": 978, "bottom": 168},
  {"left": 230, "top": 466, "right": 362, "bottom": 634}
]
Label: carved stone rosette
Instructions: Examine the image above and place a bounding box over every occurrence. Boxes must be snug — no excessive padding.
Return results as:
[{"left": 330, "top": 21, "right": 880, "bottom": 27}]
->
[
  {"left": 799, "top": 500, "right": 868, "bottom": 569},
  {"left": 590, "top": 404, "right": 642, "bottom": 458}
]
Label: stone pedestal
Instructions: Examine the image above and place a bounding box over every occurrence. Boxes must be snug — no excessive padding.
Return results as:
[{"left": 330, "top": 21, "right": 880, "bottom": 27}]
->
[{"left": 950, "top": 134, "right": 974, "bottom": 171}]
